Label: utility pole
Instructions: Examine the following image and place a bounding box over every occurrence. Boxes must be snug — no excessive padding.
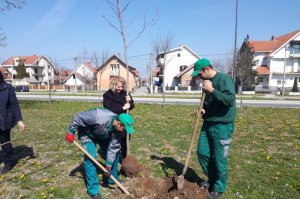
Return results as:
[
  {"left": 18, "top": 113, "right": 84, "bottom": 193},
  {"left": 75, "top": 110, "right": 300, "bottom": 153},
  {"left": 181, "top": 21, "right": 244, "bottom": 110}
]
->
[
  {"left": 11, "top": 57, "right": 14, "bottom": 85},
  {"left": 282, "top": 45, "right": 288, "bottom": 95},
  {"left": 48, "top": 64, "right": 51, "bottom": 103},
  {"left": 233, "top": 0, "right": 238, "bottom": 83},
  {"left": 74, "top": 57, "right": 77, "bottom": 93},
  {"left": 149, "top": 53, "right": 153, "bottom": 94}
]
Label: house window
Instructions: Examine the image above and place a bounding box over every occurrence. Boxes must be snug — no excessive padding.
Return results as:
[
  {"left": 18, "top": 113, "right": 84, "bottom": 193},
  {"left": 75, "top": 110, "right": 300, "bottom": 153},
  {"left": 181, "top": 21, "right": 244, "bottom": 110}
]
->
[
  {"left": 277, "top": 80, "right": 282, "bottom": 85},
  {"left": 257, "top": 77, "right": 263, "bottom": 84},
  {"left": 177, "top": 53, "right": 181, "bottom": 57},
  {"left": 294, "top": 44, "right": 300, "bottom": 53},
  {"left": 179, "top": 65, "right": 187, "bottom": 71},
  {"left": 110, "top": 64, "right": 120, "bottom": 76}
]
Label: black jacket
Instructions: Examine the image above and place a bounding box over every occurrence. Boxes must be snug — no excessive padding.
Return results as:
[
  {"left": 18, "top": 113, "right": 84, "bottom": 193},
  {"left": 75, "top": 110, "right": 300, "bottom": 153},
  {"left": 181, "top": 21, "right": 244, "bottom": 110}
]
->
[
  {"left": 0, "top": 82, "right": 23, "bottom": 131},
  {"left": 103, "top": 89, "right": 134, "bottom": 114}
]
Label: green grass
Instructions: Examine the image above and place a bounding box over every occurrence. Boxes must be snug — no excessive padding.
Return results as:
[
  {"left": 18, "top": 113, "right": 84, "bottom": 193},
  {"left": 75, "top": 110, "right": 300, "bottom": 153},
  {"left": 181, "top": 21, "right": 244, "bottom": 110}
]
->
[{"left": 0, "top": 101, "right": 299, "bottom": 198}]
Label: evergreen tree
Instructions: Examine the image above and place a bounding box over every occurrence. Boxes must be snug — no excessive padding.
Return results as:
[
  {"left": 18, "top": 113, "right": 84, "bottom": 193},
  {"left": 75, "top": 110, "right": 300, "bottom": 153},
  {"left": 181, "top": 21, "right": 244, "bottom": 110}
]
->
[
  {"left": 292, "top": 77, "right": 298, "bottom": 92},
  {"left": 236, "top": 36, "right": 257, "bottom": 91},
  {"left": 16, "top": 60, "right": 29, "bottom": 79}
]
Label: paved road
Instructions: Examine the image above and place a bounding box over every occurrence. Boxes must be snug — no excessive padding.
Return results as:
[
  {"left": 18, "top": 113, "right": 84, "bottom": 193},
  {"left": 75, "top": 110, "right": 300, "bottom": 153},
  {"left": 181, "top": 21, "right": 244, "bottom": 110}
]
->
[{"left": 16, "top": 94, "right": 300, "bottom": 108}]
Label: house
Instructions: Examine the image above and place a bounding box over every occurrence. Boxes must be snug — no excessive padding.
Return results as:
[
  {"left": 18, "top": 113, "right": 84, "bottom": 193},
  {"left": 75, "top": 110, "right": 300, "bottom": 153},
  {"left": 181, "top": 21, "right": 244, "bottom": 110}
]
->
[
  {"left": 154, "top": 45, "right": 200, "bottom": 89},
  {"left": 248, "top": 29, "right": 300, "bottom": 92},
  {"left": 55, "top": 68, "right": 73, "bottom": 85},
  {"left": 174, "top": 63, "right": 202, "bottom": 90},
  {"left": 96, "top": 54, "right": 139, "bottom": 91},
  {"left": 0, "top": 67, "right": 12, "bottom": 82},
  {"left": 1, "top": 55, "right": 55, "bottom": 85},
  {"left": 64, "top": 62, "right": 97, "bottom": 90}
]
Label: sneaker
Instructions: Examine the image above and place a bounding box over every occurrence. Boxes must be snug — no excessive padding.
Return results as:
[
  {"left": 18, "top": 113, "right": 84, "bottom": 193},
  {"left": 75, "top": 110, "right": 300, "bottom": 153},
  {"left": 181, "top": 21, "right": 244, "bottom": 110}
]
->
[
  {"left": 90, "top": 194, "right": 101, "bottom": 199},
  {"left": 200, "top": 181, "right": 210, "bottom": 189},
  {"left": 0, "top": 164, "right": 13, "bottom": 174},
  {"left": 208, "top": 191, "right": 223, "bottom": 199}
]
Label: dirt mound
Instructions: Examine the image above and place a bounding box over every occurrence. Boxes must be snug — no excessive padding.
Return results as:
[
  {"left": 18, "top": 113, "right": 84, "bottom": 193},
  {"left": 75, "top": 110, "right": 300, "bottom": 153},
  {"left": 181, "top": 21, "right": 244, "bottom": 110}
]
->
[
  {"left": 109, "top": 176, "right": 207, "bottom": 199},
  {"left": 121, "top": 155, "right": 149, "bottom": 178}
]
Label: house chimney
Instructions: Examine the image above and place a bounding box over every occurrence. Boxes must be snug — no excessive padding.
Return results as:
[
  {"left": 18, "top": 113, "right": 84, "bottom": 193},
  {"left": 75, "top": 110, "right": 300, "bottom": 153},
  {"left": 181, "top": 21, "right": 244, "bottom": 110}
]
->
[
  {"left": 117, "top": 53, "right": 121, "bottom": 59},
  {"left": 271, "top": 36, "right": 275, "bottom": 41}
]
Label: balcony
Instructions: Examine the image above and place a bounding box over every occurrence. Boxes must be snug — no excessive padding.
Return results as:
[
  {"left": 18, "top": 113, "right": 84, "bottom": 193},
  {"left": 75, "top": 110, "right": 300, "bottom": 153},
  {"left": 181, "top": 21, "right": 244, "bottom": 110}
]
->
[{"left": 289, "top": 44, "right": 300, "bottom": 57}]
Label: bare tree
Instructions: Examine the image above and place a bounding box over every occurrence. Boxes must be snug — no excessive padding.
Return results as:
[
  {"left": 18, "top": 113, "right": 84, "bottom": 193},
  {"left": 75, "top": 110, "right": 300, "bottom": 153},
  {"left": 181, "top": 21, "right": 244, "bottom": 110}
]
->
[
  {"left": 152, "top": 32, "right": 174, "bottom": 107},
  {"left": 93, "top": 50, "right": 110, "bottom": 106},
  {"left": 99, "top": 0, "right": 158, "bottom": 155},
  {"left": 0, "top": 0, "right": 25, "bottom": 47}
]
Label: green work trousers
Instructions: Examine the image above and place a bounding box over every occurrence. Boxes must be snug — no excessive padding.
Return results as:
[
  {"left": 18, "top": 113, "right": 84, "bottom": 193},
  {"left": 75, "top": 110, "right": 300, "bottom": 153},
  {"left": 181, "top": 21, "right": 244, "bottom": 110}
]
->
[
  {"left": 79, "top": 134, "right": 120, "bottom": 196},
  {"left": 197, "top": 121, "right": 234, "bottom": 193}
]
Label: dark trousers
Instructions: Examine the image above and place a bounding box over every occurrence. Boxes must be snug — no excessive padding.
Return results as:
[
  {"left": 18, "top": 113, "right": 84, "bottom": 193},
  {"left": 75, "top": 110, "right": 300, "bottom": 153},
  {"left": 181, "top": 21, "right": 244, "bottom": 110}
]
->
[{"left": 0, "top": 129, "right": 14, "bottom": 166}]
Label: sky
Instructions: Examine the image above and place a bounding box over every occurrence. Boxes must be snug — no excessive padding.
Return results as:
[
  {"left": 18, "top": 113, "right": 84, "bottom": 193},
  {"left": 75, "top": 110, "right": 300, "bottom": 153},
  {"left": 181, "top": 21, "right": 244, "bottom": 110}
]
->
[{"left": 1, "top": 0, "right": 300, "bottom": 77}]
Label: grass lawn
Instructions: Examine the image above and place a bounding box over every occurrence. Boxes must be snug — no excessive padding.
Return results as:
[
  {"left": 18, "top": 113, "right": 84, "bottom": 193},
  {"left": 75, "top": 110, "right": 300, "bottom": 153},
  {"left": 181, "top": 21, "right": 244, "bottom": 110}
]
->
[{"left": 0, "top": 101, "right": 299, "bottom": 199}]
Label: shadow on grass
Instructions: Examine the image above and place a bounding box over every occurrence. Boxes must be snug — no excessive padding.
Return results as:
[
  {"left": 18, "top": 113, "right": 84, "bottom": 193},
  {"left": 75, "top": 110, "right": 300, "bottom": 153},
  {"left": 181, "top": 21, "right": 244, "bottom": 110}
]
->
[
  {"left": 150, "top": 155, "right": 205, "bottom": 186},
  {"left": 0, "top": 145, "right": 69, "bottom": 184},
  {"left": 0, "top": 145, "right": 35, "bottom": 168},
  {"left": 69, "top": 160, "right": 110, "bottom": 188}
]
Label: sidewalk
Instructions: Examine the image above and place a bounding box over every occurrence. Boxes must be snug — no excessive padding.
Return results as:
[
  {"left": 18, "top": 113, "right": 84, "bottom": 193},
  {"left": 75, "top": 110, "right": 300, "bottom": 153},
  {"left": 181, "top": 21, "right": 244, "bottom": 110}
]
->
[{"left": 132, "top": 87, "right": 300, "bottom": 100}]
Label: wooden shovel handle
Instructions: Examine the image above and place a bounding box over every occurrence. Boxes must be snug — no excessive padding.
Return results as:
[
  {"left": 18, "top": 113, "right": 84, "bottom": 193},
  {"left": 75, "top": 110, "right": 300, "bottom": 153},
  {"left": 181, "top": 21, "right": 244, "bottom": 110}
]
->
[
  {"left": 73, "top": 141, "right": 130, "bottom": 195},
  {"left": 182, "top": 93, "right": 206, "bottom": 176}
]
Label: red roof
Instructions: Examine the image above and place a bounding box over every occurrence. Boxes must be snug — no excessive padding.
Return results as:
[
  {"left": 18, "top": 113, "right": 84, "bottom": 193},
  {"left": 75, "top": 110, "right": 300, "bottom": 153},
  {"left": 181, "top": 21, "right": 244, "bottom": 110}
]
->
[
  {"left": 256, "top": 65, "right": 270, "bottom": 75},
  {"left": 2, "top": 55, "right": 41, "bottom": 65},
  {"left": 84, "top": 62, "right": 97, "bottom": 74},
  {"left": 249, "top": 29, "right": 300, "bottom": 55},
  {"left": 0, "top": 67, "right": 12, "bottom": 79}
]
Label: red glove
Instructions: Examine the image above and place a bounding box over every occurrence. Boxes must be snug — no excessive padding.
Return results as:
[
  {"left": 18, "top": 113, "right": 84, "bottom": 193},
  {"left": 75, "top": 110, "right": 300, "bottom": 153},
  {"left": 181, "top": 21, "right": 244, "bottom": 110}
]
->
[
  {"left": 104, "top": 165, "right": 112, "bottom": 178},
  {"left": 66, "top": 133, "right": 75, "bottom": 143}
]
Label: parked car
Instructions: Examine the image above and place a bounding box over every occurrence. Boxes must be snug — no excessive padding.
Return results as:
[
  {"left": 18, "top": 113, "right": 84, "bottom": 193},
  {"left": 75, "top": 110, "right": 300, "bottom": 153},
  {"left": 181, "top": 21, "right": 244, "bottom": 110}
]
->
[{"left": 15, "top": 85, "right": 30, "bottom": 92}]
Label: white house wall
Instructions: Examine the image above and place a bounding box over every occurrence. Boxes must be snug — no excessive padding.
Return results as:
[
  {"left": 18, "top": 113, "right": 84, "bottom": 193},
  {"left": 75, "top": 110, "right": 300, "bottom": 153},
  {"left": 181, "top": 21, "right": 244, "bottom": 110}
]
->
[
  {"left": 254, "top": 52, "right": 268, "bottom": 66},
  {"left": 38, "top": 58, "right": 54, "bottom": 84},
  {"left": 294, "top": 34, "right": 300, "bottom": 41},
  {"left": 65, "top": 77, "right": 83, "bottom": 86},
  {"left": 164, "top": 47, "right": 198, "bottom": 87},
  {"left": 270, "top": 74, "right": 299, "bottom": 88},
  {"left": 77, "top": 64, "right": 94, "bottom": 78}
]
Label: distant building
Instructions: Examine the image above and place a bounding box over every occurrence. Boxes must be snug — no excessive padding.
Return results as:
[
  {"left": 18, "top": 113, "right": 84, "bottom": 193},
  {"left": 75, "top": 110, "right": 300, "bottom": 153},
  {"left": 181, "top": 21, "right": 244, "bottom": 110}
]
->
[
  {"left": 0, "top": 67, "right": 12, "bottom": 82},
  {"left": 64, "top": 62, "right": 97, "bottom": 90},
  {"left": 248, "top": 29, "right": 300, "bottom": 92},
  {"left": 154, "top": 45, "right": 200, "bottom": 90},
  {"left": 96, "top": 54, "right": 139, "bottom": 91},
  {"left": 1, "top": 55, "right": 55, "bottom": 85}
]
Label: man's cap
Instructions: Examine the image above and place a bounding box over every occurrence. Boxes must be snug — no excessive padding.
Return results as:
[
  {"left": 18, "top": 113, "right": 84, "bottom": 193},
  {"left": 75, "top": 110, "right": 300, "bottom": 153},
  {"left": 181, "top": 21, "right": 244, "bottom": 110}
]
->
[
  {"left": 118, "top": 113, "right": 134, "bottom": 134},
  {"left": 191, "top": 58, "right": 211, "bottom": 77}
]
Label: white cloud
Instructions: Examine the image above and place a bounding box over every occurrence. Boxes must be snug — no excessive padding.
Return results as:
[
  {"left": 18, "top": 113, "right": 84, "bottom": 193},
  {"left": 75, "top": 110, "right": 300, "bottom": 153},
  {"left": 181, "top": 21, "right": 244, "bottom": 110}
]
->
[{"left": 30, "top": 0, "right": 78, "bottom": 34}]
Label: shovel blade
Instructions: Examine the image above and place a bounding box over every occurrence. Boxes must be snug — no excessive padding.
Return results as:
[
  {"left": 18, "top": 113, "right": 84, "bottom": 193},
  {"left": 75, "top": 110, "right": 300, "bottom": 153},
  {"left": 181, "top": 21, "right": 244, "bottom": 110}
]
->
[{"left": 177, "top": 175, "right": 185, "bottom": 190}]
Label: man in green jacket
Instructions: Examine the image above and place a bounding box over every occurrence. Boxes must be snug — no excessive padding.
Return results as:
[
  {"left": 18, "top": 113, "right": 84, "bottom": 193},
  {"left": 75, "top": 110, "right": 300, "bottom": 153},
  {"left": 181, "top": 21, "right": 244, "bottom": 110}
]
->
[{"left": 191, "top": 58, "right": 236, "bottom": 199}]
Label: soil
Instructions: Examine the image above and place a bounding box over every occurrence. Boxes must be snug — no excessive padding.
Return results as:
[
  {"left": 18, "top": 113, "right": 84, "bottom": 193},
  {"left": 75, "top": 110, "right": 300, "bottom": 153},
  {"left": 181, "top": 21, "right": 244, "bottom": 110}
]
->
[
  {"left": 121, "top": 155, "right": 148, "bottom": 178},
  {"left": 118, "top": 156, "right": 207, "bottom": 198},
  {"left": 109, "top": 176, "right": 207, "bottom": 199}
]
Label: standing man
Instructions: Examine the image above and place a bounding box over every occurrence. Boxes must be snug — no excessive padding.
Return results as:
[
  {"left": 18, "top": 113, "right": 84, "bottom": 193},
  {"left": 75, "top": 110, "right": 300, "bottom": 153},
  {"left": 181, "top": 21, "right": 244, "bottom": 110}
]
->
[
  {"left": 191, "top": 58, "right": 236, "bottom": 199},
  {"left": 65, "top": 108, "right": 134, "bottom": 199}
]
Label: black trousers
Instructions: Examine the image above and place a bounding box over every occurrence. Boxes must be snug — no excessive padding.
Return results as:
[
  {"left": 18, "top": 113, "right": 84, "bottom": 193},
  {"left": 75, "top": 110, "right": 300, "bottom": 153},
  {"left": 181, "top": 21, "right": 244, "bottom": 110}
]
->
[{"left": 0, "top": 129, "right": 14, "bottom": 166}]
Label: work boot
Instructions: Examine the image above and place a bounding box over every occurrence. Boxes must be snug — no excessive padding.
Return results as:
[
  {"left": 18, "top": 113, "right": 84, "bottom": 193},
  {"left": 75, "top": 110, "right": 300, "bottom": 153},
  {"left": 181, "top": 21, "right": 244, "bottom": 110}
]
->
[
  {"left": 89, "top": 194, "right": 101, "bottom": 199},
  {"left": 0, "top": 164, "right": 14, "bottom": 174},
  {"left": 208, "top": 191, "right": 223, "bottom": 199},
  {"left": 200, "top": 181, "right": 210, "bottom": 189}
]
